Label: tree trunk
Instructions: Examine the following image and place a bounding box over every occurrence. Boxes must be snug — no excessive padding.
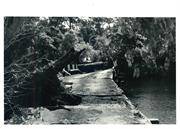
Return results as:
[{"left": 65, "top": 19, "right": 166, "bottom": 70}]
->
[{"left": 13, "top": 48, "right": 85, "bottom": 107}]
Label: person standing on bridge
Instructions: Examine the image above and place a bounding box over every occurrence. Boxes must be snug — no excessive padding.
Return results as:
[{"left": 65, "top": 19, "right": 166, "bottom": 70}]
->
[
  {"left": 113, "top": 50, "right": 129, "bottom": 85},
  {"left": 132, "top": 40, "right": 144, "bottom": 78}
]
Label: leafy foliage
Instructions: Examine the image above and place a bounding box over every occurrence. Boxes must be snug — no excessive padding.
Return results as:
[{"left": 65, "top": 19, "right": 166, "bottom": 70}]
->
[{"left": 4, "top": 17, "right": 176, "bottom": 122}]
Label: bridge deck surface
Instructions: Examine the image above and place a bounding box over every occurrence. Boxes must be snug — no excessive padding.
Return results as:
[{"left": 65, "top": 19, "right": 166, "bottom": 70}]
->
[{"left": 32, "top": 69, "right": 150, "bottom": 124}]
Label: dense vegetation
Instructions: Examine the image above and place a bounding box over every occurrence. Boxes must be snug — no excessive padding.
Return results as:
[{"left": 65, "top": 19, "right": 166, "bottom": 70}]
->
[{"left": 4, "top": 17, "right": 176, "bottom": 122}]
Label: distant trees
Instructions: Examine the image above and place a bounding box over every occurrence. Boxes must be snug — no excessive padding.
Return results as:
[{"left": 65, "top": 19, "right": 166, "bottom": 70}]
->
[
  {"left": 4, "top": 17, "right": 176, "bottom": 121},
  {"left": 36, "top": 17, "right": 176, "bottom": 78},
  {"left": 137, "top": 18, "right": 176, "bottom": 75},
  {"left": 101, "top": 17, "right": 176, "bottom": 78}
]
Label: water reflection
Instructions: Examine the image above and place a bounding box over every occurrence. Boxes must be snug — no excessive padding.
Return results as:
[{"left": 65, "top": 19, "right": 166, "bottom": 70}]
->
[{"left": 123, "top": 78, "right": 176, "bottom": 124}]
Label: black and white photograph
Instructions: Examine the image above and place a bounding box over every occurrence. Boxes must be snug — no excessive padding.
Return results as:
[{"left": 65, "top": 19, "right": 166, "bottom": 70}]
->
[
  {"left": 0, "top": 0, "right": 179, "bottom": 128},
  {"left": 4, "top": 16, "right": 176, "bottom": 124}
]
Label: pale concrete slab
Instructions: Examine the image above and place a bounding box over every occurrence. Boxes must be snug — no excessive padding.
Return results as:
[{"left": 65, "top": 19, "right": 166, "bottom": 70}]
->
[
  {"left": 64, "top": 69, "right": 123, "bottom": 95},
  {"left": 24, "top": 69, "right": 150, "bottom": 124}
]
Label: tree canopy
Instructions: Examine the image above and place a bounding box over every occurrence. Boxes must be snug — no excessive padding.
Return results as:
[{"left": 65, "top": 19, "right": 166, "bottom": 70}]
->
[{"left": 4, "top": 17, "right": 176, "bottom": 122}]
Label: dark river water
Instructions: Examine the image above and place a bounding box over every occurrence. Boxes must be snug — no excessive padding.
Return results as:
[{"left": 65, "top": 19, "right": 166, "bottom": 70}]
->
[{"left": 123, "top": 77, "right": 176, "bottom": 124}]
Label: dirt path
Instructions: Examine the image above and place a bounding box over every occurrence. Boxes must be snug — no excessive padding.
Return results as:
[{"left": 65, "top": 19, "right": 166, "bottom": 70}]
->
[{"left": 31, "top": 69, "right": 151, "bottom": 124}]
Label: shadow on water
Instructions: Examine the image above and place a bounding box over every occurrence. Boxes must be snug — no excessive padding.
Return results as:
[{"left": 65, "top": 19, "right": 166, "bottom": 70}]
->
[{"left": 122, "top": 77, "right": 176, "bottom": 124}]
